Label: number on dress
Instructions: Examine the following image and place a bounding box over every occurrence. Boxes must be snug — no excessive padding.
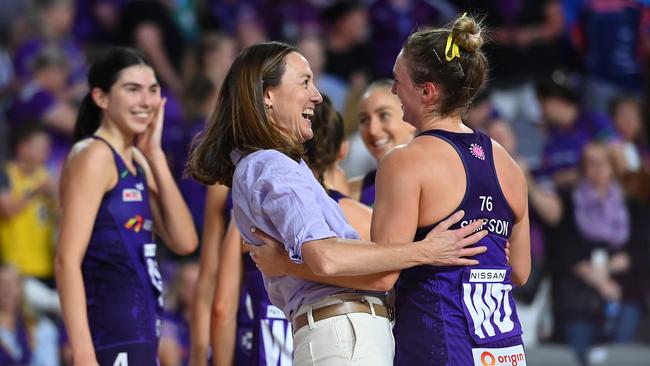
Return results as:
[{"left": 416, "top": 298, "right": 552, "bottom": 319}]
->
[{"left": 113, "top": 352, "right": 128, "bottom": 366}]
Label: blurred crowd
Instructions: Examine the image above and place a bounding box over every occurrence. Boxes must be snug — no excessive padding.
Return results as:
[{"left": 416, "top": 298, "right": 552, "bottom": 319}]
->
[{"left": 0, "top": 0, "right": 650, "bottom": 365}]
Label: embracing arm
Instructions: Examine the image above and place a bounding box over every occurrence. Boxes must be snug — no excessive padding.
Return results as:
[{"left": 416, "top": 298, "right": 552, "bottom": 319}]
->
[
  {"left": 299, "top": 149, "right": 487, "bottom": 277},
  {"left": 189, "top": 184, "right": 229, "bottom": 366},
  {"left": 494, "top": 142, "right": 531, "bottom": 286},
  {"left": 55, "top": 141, "right": 114, "bottom": 365},
  {"left": 250, "top": 228, "right": 396, "bottom": 292},
  {"left": 260, "top": 195, "right": 394, "bottom": 290},
  {"left": 251, "top": 212, "right": 486, "bottom": 278},
  {"left": 210, "top": 220, "right": 243, "bottom": 366},
  {"left": 365, "top": 146, "right": 422, "bottom": 289},
  {"left": 247, "top": 150, "right": 486, "bottom": 278},
  {"left": 508, "top": 200, "right": 531, "bottom": 286},
  {"left": 135, "top": 99, "right": 198, "bottom": 255},
  {"left": 292, "top": 197, "right": 393, "bottom": 290}
]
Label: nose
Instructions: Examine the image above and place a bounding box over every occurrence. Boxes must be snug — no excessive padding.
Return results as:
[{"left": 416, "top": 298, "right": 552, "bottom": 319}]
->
[
  {"left": 142, "top": 89, "right": 160, "bottom": 108},
  {"left": 367, "top": 116, "right": 382, "bottom": 137},
  {"left": 391, "top": 81, "right": 397, "bottom": 95},
  {"left": 311, "top": 85, "right": 323, "bottom": 104}
]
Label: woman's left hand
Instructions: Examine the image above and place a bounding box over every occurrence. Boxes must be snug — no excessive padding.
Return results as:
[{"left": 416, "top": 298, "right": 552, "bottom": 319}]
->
[
  {"left": 136, "top": 98, "right": 166, "bottom": 157},
  {"left": 246, "top": 228, "right": 290, "bottom": 277}
]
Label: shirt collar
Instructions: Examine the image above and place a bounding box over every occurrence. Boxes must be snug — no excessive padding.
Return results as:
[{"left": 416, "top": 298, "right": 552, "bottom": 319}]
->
[{"left": 230, "top": 149, "right": 243, "bottom": 165}]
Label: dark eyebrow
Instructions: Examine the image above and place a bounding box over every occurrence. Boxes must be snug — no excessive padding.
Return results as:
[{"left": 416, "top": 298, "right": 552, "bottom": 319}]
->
[{"left": 122, "top": 82, "right": 160, "bottom": 88}]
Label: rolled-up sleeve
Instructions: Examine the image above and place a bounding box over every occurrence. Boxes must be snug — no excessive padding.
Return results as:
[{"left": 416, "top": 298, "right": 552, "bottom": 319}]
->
[{"left": 250, "top": 153, "right": 336, "bottom": 263}]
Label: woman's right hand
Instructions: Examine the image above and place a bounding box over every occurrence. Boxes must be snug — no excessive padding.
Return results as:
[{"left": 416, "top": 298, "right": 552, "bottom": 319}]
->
[
  {"left": 135, "top": 98, "right": 166, "bottom": 158},
  {"left": 420, "top": 210, "right": 488, "bottom": 266},
  {"left": 247, "top": 228, "right": 291, "bottom": 277}
]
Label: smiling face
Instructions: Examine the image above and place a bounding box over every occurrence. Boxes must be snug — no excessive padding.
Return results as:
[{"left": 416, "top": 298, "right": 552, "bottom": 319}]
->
[
  {"left": 265, "top": 52, "right": 323, "bottom": 143},
  {"left": 94, "top": 64, "right": 161, "bottom": 135},
  {"left": 391, "top": 52, "right": 422, "bottom": 127},
  {"left": 358, "top": 85, "right": 416, "bottom": 161}
]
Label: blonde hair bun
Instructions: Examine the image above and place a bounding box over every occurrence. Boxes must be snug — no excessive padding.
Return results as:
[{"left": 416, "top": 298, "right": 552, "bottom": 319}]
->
[{"left": 451, "top": 14, "right": 484, "bottom": 53}]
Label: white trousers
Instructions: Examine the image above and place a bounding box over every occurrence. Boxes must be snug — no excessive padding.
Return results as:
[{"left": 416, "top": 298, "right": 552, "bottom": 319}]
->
[{"left": 292, "top": 295, "right": 394, "bottom": 366}]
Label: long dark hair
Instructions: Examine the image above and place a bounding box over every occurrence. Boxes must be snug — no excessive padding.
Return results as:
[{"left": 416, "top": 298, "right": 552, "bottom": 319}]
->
[
  {"left": 73, "top": 47, "right": 151, "bottom": 142},
  {"left": 187, "top": 42, "right": 301, "bottom": 187}
]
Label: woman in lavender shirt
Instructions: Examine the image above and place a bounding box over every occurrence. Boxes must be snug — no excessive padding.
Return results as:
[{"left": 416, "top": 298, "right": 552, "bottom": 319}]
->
[{"left": 187, "top": 42, "right": 487, "bottom": 366}]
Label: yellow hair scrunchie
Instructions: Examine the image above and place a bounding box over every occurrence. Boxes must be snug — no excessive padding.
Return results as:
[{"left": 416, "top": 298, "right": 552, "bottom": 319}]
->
[
  {"left": 445, "top": 34, "right": 460, "bottom": 62},
  {"left": 444, "top": 12, "right": 467, "bottom": 62}
]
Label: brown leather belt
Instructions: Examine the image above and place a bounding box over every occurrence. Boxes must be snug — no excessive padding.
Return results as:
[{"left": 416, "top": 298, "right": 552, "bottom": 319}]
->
[{"left": 292, "top": 300, "right": 393, "bottom": 332}]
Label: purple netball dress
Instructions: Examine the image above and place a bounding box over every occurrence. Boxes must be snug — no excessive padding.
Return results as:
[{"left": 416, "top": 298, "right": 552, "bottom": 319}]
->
[
  {"left": 393, "top": 130, "right": 526, "bottom": 366},
  {"left": 223, "top": 192, "right": 256, "bottom": 365},
  {"left": 326, "top": 189, "right": 346, "bottom": 203},
  {"left": 242, "top": 255, "right": 293, "bottom": 366},
  {"left": 83, "top": 137, "right": 163, "bottom": 365},
  {"left": 359, "top": 170, "right": 376, "bottom": 207}
]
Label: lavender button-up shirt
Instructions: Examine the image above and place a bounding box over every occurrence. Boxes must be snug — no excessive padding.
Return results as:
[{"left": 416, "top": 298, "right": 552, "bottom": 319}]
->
[{"left": 231, "top": 149, "right": 380, "bottom": 318}]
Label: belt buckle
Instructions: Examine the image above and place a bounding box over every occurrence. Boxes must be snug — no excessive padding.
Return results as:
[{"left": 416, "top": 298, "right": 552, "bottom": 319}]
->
[{"left": 387, "top": 304, "right": 395, "bottom": 321}]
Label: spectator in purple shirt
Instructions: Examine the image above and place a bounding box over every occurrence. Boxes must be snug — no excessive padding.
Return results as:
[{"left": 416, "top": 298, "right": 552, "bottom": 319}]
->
[
  {"left": 7, "top": 46, "right": 76, "bottom": 175},
  {"left": 536, "top": 73, "right": 621, "bottom": 190},
  {"left": 14, "top": 0, "right": 87, "bottom": 89},
  {"left": 187, "top": 41, "right": 487, "bottom": 365}
]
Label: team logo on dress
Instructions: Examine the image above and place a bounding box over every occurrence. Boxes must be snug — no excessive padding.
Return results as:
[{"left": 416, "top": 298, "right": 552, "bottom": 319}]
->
[
  {"left": 472, "top": 345, "right": 526, "bottom": 366},
  {"left": 124, "top": 215, "right": 152, "bottom": 232},
  {"left": 469, "top": 143, "right": 486, "bottom": 160},
  {"left": 124, "top": 214, "right": 144, "bottom": 232},
  {"left": 135, "top": 182, "right": 145, "bottom": 191},
  {"left": 122, "top": 188, "right": 142, "bottom": 202}
]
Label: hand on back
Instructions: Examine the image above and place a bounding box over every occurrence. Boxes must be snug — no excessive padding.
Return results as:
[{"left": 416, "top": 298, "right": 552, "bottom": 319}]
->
[{"left": 420, "top": 210, "right": 488, "bottom": 266}]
